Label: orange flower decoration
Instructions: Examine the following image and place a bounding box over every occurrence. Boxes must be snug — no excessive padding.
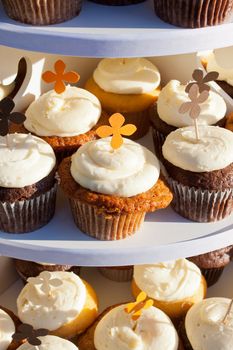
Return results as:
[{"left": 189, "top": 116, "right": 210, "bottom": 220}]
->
[
  {"left": 42, "top": 60, "right": 80, "bottom": 94},
  {"left": 125, "top": 292, "right": 154, "bottom": 321},
  {"left": 96, "top": 113, "right": 137, "bottom": 149}
]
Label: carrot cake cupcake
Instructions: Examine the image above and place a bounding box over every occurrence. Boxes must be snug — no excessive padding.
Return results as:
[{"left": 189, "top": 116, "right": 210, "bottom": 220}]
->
[
  {"left": 85, "top": 58, "right": 161, "bottom": 139},
  {"left": 132, "top": 259, "right": 207, "bottom": 320},
  {"left": 17, "top": 271, "right": 98, "bottom": 339},
  {"left": 0, "top": 306, "right": 21, "bottom": 350}
]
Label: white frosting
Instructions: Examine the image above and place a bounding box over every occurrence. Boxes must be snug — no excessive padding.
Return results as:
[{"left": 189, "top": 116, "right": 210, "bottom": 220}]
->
[
  {"left": 94, "top": 304, "right": 179, "bottom": 350},
  {"left": 0, "top": 82, "right": 15, "bottom": 100},
  {"left": 24, "top": 86, "right": 101, "bottom": 137},
  {"left": 0, "top": 309, "right": 15, "bottom": 350},
  {"left": 93, "top": 58, "right": 161, "bottom": 94},
  {"left": 157, "top": 80, "right": 226, "bottom": 127},
  {"left": 133, "top": 259, "right": 202, "bottom": 302},
  {"left": 0, "top": 133, "right": 56, "bottom": 188},
  {"left": 71, "top": 137, "right": 160, "bottom": 197},
  {"left": 162, "top": 126, "right": 233, "bottom": 172},
  {"left": 17, "top": 271, "right": 87, "bottom": 331},
  {"left": 205, "top": 51, "right": 233, "bottom": 86},
  {"left": 185, "top": 298, "right": 233, "bottom": 350},
  {"left": 17, "top": 335, "right": 79, "bottom": 350}
]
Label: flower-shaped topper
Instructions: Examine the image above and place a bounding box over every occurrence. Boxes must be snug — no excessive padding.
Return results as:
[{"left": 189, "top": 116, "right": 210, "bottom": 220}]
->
[
  {"left": 0, "top": 97, "right": 26, "bottom": 136},
  {"left": 185, "top": 69, "right": 219, "bottom": 93},
  {"left": 222, "top": 299, "right": 233, "bottom": 325},
  {"left": 28, "top": 271, "right": 63, "bottom": 295},
  {"left": 96, "top": 113, "right": 137, "bottom": 150},
  {"left": 42, "top": 60, "right": 80, "bottom": 94},
  {"left": 125, "top": 292, "right": 154, "bottom": 321},
  {"left": 12, "top": 324, "right": 49, "bottom": 346}
]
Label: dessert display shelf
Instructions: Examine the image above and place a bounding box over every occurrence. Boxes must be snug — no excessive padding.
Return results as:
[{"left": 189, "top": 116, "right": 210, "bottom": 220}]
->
[{"left": 1, "top": 1, "right": 233, "bottom": 57}]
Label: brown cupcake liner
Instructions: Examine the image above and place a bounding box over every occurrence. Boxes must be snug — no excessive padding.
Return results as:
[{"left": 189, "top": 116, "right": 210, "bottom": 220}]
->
[
  {"left": 89, "top": 0, "right": 145, "bottom": 5},
  {"left": 151, "top": 127, "right": 166, "bottom": 160},
  {"left": 165, "top": 176, "right": 233, "bottom": 222},
  {"left": 2, "top": 0, "right": 82, "bottom": 25},
  {"left": 69, "top": 199, "right": 145, "bottom": 240},
  {"left": 0, "top": 181, "right": 58, "bottom": 234},
  {"left": 200, "top": 267, "right": 225, "bottom": 287},
  {"left": 120, "top": 108, "right": 151, "bottom": 140},
  {"left": 54, "top": 147, "right": 79, "bottom": 164},
  {"left": 98, "top": 266, "right": 133, "bottom": 282},
  {"left": 154, "top": 0, "right": 233, "bottom": 28}
]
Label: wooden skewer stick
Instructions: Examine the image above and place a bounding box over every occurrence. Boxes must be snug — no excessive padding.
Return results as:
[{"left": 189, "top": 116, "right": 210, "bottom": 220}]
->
[{"left": 222, "top": 299, "right": 233, "bottom": 325}]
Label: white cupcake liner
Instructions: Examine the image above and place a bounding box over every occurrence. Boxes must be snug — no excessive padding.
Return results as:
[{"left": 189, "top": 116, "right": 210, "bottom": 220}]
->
[
  {"left": 98, "top": 266, "right": 133, "bottom": 282},
  {"left": 0, "top": 181, "right": 58, "bottom": 233},
  {"left": 166, "top": 176, "right": 233, "bottom": 222}
]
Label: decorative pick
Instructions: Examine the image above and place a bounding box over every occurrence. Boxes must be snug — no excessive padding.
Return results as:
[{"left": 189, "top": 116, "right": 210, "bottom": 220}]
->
[
  {"left": 96, "top": 113, "right": 137, "bottom": 150},
  {"left": 125, "top": 292, "right": 154, "bottom": 321},
  {"left": 222, "top": 299, "right": 233, "bottom": 325},
  {"left": 12, "top": 324, "right": 48, "bottom": 347},
  {"left": 0, "top": 97, "right": 26, "bottom": 137},
  {"left": 42, "top": 60, "right": 80, "bottom": 94},
  {"left": 185, "top": 69, "right": 219, "bottom": 93},
  {"left": 28, "top": 271, "right": 63, "bottom": 295}
]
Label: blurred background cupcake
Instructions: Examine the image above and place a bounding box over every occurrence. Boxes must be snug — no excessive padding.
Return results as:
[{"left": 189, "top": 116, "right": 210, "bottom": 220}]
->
[
  {"left": 98, "top": 266, "right": 133, "bottom": 282},
  {"left": 89, "top": 0, "right": 145, "bottom": 5}
]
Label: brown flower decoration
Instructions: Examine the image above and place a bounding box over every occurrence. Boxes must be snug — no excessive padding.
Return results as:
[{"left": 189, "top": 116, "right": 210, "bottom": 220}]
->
[
  {"left": 179, "top": 84, "right": 209, "bottom": 120},
  {"left": 12, "top": 324, "right": 48, "bottom": 346},
  {"left": 0, "top": 97, "right": 26, "bottom": 136},
  {"left": 186, "top": 69, "right": 219, "bottom": 93},
  {"left": 28, "top": 271, "right": 63, "bottom": 294}
]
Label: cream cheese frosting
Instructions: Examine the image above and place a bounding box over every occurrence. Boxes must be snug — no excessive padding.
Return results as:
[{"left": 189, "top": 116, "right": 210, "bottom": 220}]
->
[
  {"left": 17, "top": 335, "right": 79, "bottom": 350},
  {"left": 93, "top": 58, "right": 161, "bottom": 94},
  {"left": 0, "top": 133, "right": 56, "bottom": 188},
  {"left": 157, "top": 80, "right": 226, "bottom": 128},
  {"left": 133, "top": 259, "right": 202, "bottom": 302},
  {"left": 17, "top": 271, "right": 86, "bottom": 331},
  {"left": 71, "top": 137, "right": 160, "bottom": 197},
  {"left": 205, "top": 51, "right": 233, "bottom": 87},
  {"left": 24, "top": 86, "right": 102, "bottom": 137},
  {"left": 185, "top": 298, "right": 233, "bottom": 350},
  {"left": 0, "top": 309, "right": 15, "bottom": 350},
  {"left": 162, "top": 126, "right": 233, "bottom": 172},
  {"left": 94, "top": 304, "right": 179, "bottom": 350}
]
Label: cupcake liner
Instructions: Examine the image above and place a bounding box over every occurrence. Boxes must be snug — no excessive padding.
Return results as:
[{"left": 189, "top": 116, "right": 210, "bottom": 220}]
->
[
  {"left": 123, "top": 108, "right": 151, "bottom": 140},
  {"left": 69, "top": 199, "right": 145, "bottom": 240},
  {"left": 89, "top": 0, "right": 145, "bottom": 5},
  {"left": 154, "top": 0, "right": 233, "bottom": 28},
  {"left": 98, "top": 266, "right": 133, "bottom": 282},
  {"left": 151, "top": 127, "right": 166, "bottom": 160},
  {"left": 2, "top": 0, "right": 82, "bottom": 25},
  {"left": 200, "top": 267, "right": 225, "bottom": 287},
  {"left": 55, "top": 147, "right": 79, "bottom": 164},
  {"left": 0, "top": 181, "right": 58, "bottom": 234},
  {"left": 165, "top": 176, "right": 233, "bottom": 222}
]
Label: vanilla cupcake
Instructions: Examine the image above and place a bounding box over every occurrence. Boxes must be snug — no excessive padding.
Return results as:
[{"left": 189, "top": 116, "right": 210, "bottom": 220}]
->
[
  {"left": 132, "top": 259, "right": 207, "bottom": 320},
  {"left": 0, "top": 133, "right": 57, "bottom": 233},
  {"left": 77, "top": 304, "right": 183, "bottom": 350},
  {"left": 12, "top": 86, "right": 107, "bottom": 162},
  {"left": 0, "top": 306, "right": 21, "bottom": 350},
  {"left": 181, "top": 298, "right": 233, "bottom": 350},
  {"left": 162, "top": 125, "right": 233, "bottom": 222},
  {"left": 151, "top": 80, "right": 226, "bottom": 159},
  {"left": 17, "top": 335, "right": 79, "bottom": 350},
  {"left": 85, "top": 58, "right": 161, "bottom": 139},
  {"left": 17, "top": 271, "right": 98, "bottom": 339}
]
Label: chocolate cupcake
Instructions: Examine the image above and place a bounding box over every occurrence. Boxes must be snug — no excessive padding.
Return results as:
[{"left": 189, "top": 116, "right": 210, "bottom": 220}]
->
[
  {"left": 154, "top": 0, "right": 233, "bottom": 28},
  {"left": 2, "top": 0, "right": 82, "bottom": 25},
  {"left": 189, "top": 246, "right": 233, "bottom": 287},
  {"left": 98, "top": 266, "right": 133, "bottom": 282},
  {"left": 162, "top": 125, "right": 233, "bottom": 222},
  {"left": 0, "top": 306, "right": 22, "bottom": 350},
  {"left": 14, "top": 259, "right": 80, "bottom": 283},
  {"left": 0, "top": 133, "right": 57, "bottom": 233},
  {"left": 151, "top": 80, "right": 226, "bottom": 159}
]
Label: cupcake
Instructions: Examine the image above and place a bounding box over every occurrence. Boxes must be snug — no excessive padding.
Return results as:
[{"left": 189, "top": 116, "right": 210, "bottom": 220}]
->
[
  {"left": 77, "top": 303, "right": 184, "bottom": 350},
  {"left": 2, "top": 0, "right": 82, "bottom": 25},
  {"left": 59, "top": 136, "right": 173, "bottom": 240},
  {"left": 132, "top": 259, "right": 207, "bottom": 320},
  {"left": 17, "top": 271, "right": 98, "bottom": 339},
  {"left": 0, "top": 133, "right": 57, "bottom": 233},
  {"left": 16, "top": 335, "right": 79, "bottom": 350},
  {"left": 98, "top": 266, "right": 133, "bottom": 282},
  {"left": 180, "top": 298, "right": 233, "bottom": 350},
  {"left": 14, "top": 259, "right": 80, "bottom": 283},
  {"left": 89, "top": 0, "right": 145, "bottom": 6},
  {"left": 11, "top": 86, "right": 108, "bottom": 163},
  {"left": 226, "top": 113, "right": 233, "bottom": 131},
  {"left": 0, "top": 306, "right": 22, "bottom": 350},
  {"left": 189, "top": 246, "right": 233, "bottom": 287},
  {"left": 85, "top": 58, "right": 161, "bottom": 139},
  {"left": 154, "top": 0, "right": 233, "bottom": 28},
  {"left": 151, "top": 80, "right": 226, "bottom": 159},
  {"left": 162, "top": 125, "right": 233, "bottom": 222}
]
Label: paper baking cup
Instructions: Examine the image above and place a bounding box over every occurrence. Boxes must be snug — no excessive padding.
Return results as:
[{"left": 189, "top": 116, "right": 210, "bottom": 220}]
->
[
  {"left": 200, "top": 267, "right": 225, "bottom": 287},
  {"left": 69, "top": 199, "right": 145, "bottom": 240},
  {"left": 2, "top": 0, "right": 82, "bottom": 25},
  {"left": 98, "top": 266, "right": 133, "bottom": 282},
  {"left": 154, "top": 0, "right": 233, "bottom": 28},
  {"left": 89, "top": 0, "right": 145, "bottom": 5},
  {"left": 0, "top": 181, "right": 58, "bottom": 234},
  {"left": 166, "top": 177, "right": 233, "bottom": 222},
  {"left": 122, "top": 108, "right": 151, "bottom": 140},
  {"left": 55, "top": 148, "right": 79, "bottom": 164},
  {"left": 151, "top": 127, "right": 166, "bottom": 160}
]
